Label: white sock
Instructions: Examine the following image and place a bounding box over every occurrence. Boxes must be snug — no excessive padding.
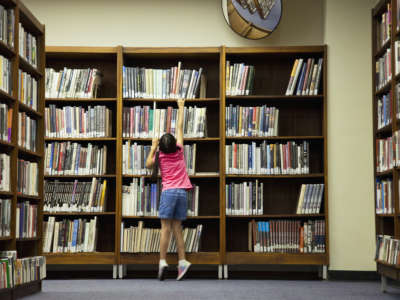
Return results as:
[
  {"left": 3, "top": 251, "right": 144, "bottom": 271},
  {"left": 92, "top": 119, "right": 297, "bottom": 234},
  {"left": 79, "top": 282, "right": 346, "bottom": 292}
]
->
[
  {"left": 179, "top": 259, "right": 189, "bottom": 267},
  {"left": 160, "top": 259, "right": 168, "bottom": 267}
]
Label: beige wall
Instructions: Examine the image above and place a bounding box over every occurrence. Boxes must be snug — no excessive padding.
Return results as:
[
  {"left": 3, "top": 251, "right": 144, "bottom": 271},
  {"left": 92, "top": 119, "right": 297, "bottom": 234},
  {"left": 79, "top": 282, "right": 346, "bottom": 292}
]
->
[
  {"left": 22, "top": 0, "right": 323, "bottom": 46},
  {"left": 324, "top": 0, "right": 376, "bottom": 271},
  {"left": 22, "top": 0, "right": 377, "bottom": 271}
]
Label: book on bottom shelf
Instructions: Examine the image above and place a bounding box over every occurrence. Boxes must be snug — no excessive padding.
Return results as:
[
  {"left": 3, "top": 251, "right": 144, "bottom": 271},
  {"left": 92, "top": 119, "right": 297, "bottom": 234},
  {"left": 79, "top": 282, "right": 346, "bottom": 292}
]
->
[
  {"left": 0, "top": 251, "right": 46, "bottom": 288},
  {"left": 248, "top": 219, "right": 325, "bottom": 253},
  {"left": 120, "top": 221, "right": 203, "bottom": 253},
  {"left": 376, "top": 235, "right": 400, "bottom": 266},
  {"left": 43, "top": 216, "right": 98, "bottom": 253}
]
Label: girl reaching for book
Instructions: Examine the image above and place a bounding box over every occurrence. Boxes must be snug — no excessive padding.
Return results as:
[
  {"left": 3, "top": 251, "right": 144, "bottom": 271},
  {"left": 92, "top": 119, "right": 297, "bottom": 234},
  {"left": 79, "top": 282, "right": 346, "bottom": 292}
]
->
[{"left": 145, "top": 98, "right": 192, "bottom": 281}]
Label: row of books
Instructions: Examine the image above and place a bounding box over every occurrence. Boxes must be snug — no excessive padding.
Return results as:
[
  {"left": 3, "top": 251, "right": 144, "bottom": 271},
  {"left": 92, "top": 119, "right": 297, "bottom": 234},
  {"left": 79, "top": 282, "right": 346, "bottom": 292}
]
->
[
  {"left": 285, "top": 58, "right": 323, "bottom": 96},
  {"left": 225, "top": 181, "right": 263, "bottom": 215},
  {"left": 16, "top": 201, "right": 37, "bottom": 239},
  {"left": 0, "top": 153, "right": 9, "bottom": 191},
  {"left": 248, "top": 219, "right": 325, "bottom": 253},
  {"left": 0, "top": 198, "right": 10, "bottom": 237},
  {"left": 122, "top": 178, "right": 200, "bottom": 217},
  {"left": 122, "top": 64, "right": 205, "bottom": 99},
  {"left": 375, "top": 235, "right": 400, "bottom": 266},
  {"left": 0, "top": 5, "right": 14, "bottom": 48},
  {"left": 0, "top": 251, "right": 46, "bottom": 288},
  {"left": 394, "top": 41, "right": 400, "bottom": 77},
  {"left": 122, "top": 142, "right": 196, "bottom": 175},
  {"left": 0, "top": 103, "right": 12, "bottom": 143},
  {"left": 225, "top": 105, "right": 279, "bottom": 137},
  {"left": 376, "top": 178, "right": 394, "bottom": 214},
  {"left": 377, "top": 92, "right": 391, "bottom": 130},
  {"left": 120, "top": 221, "right": 203, "bottom": 253},
  {"left": 18, "top": 112, "right": 37, "bottom": 152},
  {"left": 225, "top": 141, "right": 310, "bottom": 175},
  {"left": 0, "top": 54, "right": 12, "bottom": 95},
  {"left": 19, "top": 23, "right": 37, "bottom": 68},
  {"left": 43, "top": 217, "right": 98, "bottom": 253},
  {"left": 44, "top": 142, "right": 108, "bottom": 175},
  {"left": 45, "top": 68, "right": 102, "bottom": 99},
  {"left": 123, "top": 106, "right": 207, "bottom": 138},
  {"left": 225, "top": 62, "right": 255, "bottom": 96},
  {"left": 45, "top": 105, "right": 113, "bottom": 138},
  {"left": 376, "top": 3, "right": 391, "bottom": 49},
  {"left": 19, "top": 70, "right": 38, "bottom": 111},
  {"left": 375, "top": 48, "right": 391, "bottom": 91},
  {"left": 44, "top": 178, "right": 108, "bottom": 212},
  {"left": 17, "top": 159, "right": 38, "bottom": 196},
  {"left": 296, "top": 184, "right": 324, "bottom": 214},
  {"left": 396, "top": 84, "right": 400, "bottom": 119}
]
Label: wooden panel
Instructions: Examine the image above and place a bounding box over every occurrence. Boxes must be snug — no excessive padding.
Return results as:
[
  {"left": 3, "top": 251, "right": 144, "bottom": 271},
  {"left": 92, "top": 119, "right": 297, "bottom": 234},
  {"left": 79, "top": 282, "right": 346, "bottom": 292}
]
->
[
  {"left": 45, "top": 252, "right": 116, "bottom": 265},
  {"left": 120, "top": 252, "right": 219, "bottom": 265},
  {"left": 226, "top": 252, "right": 328, "bottom": 265}
]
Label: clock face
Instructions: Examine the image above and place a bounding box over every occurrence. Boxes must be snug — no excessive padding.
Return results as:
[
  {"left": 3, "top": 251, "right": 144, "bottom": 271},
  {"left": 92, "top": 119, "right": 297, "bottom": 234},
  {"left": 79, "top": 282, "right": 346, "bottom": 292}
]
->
[{"left": 222, "top": 0, "right": 282, "bottom": 39}]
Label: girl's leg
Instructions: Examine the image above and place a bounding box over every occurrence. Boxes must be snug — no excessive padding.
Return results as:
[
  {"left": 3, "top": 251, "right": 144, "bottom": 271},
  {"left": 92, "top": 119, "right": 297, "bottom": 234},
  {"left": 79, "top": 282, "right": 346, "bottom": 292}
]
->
[
  {"left": 172, "top": 219, "right": 185, "bottom": 261},
  {"left": 160, "top": 219, "right": 172, "bottom": 260}
]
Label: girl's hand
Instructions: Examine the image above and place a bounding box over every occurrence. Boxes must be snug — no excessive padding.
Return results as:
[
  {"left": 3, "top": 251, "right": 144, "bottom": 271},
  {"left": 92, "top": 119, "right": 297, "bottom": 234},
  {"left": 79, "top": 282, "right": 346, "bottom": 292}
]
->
[
  {"left": 151, "top": 138, "right": 159, "bottom": 150},
  {"left": 177, "top": 98, "right": 185, "bottom": 108}
]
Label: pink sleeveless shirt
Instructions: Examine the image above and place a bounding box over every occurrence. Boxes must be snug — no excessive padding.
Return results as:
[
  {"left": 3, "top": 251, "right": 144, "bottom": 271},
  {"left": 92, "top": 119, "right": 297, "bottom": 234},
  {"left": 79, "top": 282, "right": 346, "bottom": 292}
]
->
[{"left": 157, "top": 144, "right": 192, "bottom": 191}]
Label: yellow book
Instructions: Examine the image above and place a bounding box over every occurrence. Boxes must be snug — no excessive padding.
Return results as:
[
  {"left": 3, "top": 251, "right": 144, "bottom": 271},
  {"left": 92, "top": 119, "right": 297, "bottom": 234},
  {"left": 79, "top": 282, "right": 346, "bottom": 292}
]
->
[{"left": 99, "top": 180, "right": 107, "bottom": 211}]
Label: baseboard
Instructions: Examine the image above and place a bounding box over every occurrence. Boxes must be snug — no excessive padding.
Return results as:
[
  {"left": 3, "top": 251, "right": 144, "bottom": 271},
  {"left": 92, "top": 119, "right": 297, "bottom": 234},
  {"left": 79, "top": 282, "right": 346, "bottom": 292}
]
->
[{"left": 328, "top": 271, "right": 379, "bottom": 281}]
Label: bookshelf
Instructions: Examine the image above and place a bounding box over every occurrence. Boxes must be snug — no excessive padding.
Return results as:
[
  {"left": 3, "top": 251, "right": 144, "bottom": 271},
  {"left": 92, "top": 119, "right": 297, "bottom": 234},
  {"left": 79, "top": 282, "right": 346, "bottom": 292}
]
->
[
  {"left": 43, "top": 45, "right": 328, "bottom": 279},
  {"left": 43, "top": 47, "right": 119, "bottom": 271},
  {"left": 372, "top": 0, "right": 400, "bottom": 292},
  {"left": 0, "top": 0, "right": 45, "bottom": 298}
]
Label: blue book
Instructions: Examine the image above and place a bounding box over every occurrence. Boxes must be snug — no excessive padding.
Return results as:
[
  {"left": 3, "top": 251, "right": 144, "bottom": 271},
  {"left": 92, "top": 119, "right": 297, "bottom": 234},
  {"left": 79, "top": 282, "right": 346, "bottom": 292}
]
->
[
  {"left": 75, "top": 144, "right": 81, "bottom": 174},
  {"left": 71, "top": 219, "right": 79, "bottom": 251},
  {"left": 296, "top": 63, "right": 307, "bottom": 95}
]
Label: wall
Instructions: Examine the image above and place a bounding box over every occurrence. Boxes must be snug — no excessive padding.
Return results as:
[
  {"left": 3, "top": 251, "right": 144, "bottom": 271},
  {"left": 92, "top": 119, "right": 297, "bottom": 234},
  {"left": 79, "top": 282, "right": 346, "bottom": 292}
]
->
[
  {"left": 22, "top": 0, "right": 377, "bottom": 271},
  {"left": 324, "top": 0, "right": 376, "bottom": 271}
]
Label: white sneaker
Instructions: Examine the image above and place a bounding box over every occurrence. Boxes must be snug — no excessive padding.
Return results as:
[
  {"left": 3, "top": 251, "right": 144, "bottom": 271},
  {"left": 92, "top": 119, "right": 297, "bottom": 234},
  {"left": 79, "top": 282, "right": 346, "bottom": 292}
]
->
[{"left": 177, "top": 261, "right": 191, "bottom": 281}]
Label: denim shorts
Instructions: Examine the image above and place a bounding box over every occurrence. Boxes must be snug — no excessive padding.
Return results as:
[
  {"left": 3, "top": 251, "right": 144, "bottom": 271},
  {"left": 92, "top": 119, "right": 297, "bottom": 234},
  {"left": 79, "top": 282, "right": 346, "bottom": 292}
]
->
[{"left": 159, "top": 188, "right": 187, "bottom": 220}]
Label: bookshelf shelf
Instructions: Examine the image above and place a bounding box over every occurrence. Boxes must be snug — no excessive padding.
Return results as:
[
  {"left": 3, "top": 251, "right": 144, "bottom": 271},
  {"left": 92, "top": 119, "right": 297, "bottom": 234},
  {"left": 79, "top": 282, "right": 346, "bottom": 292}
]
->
[
  {"left": 124, "top": 98, "right": 219, "bottom": 103},
  {"left": 0, "top": 236, "right": 12, "bottom": 241},
  {"left": 18, "top": 55, "right": 42, "bottom": 77},
  {"left": 43, "top": 212, "right": 116, "bottom": 216},
  {"left": 225, "top": 136, "right": 324, "bottom": 140},
  {"left": 0, "top": 39, "right": 15, "bottom": 58},
  {"left": 18, "top": 147, "right": 42, "bottom": 159},
  {"left": 376, "top": 123, "right": 393, "bottom": 135},
  {"left": 44, "top": 174, "right": 117, "bottom": 178},
  {"left": 226, "top": 95, "right": 323, "bottom": 100},
  {"left": 376, "top": 169, "right": 393, "bottom": 177},
  {"left": 0, "top": 140, "right": 14, "bottom": 149},
  {"left": 16, "top": 237, "right": 40, "bottom": 242},
  {"left": 122, "top": 137, "right": 220, "bottom": 142},
  {"left": 375, "top": 38, "right": 391, "bottom": 58},
  {"left": 0, "top": 89, "right": 15, "bottom": 103},
  {"left": 17, "top": 194, "right": 41, "bottom": 201},
  {"left": 227, "top": 214, "right": 325, "bottom": 219},
  {"left": 18, "top": 102, "right": 43, "bottom": 119},
  {"left": 376, "top": 214, "right": 396, "bottom": 218},
  {"left": 226, "top": 174, "right": 324, "bottom": 179},
  {"left": 375, "top": 82, "right": 391, "bottom": 96},
  {"left": 45, "top": 98, "right": 118, "bottom": 102},
  {"left": 0, "top": 191, "right": 13, "bottom": 197},
  {"left": 45, "top": 252, "right": 116, "bottom": 265},
  {"left": 226, "top": 252, "right": 328, "bottom": 265},
  {"left": 120, "top": 252, "right": 220, "bottom": 265},
  {"left": 122, "top": 215, "right": 219, "bottom": 220},
  {"left": 44, "top": 138, "right": 117, "bottom": 142}
]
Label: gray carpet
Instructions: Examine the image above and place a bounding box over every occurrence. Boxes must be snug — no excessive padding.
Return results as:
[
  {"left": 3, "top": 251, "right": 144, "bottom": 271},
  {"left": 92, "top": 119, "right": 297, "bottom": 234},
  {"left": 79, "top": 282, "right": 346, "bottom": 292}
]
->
[{"left": 23, "top": 279, "right": 400, "bottom": 300}]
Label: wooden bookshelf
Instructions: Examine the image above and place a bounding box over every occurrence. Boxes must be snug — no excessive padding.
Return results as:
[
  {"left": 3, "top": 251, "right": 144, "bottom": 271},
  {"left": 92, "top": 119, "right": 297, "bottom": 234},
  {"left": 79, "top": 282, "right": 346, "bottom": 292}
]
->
[
  {"left": 372, "top": 0, "right": 400, "bottom": 292},
  {"left": 43, "top": 45, "right": 328, "bottom": 279},
  {"left": 0, "top": 0, "right": 45, "bottom": 298},
  {"left": 223, "top": 46, "right": 328, "bottom": 277}
]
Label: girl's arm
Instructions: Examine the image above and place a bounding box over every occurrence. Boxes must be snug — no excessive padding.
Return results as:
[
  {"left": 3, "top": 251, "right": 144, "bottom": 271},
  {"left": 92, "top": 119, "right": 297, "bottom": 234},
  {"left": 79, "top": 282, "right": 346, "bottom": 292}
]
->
[
  {"left": 145, "top": 138, "right": 159, "bottom": 169},
  {"left": 176, "top": 99, "right": 185, "bottom": 145}
]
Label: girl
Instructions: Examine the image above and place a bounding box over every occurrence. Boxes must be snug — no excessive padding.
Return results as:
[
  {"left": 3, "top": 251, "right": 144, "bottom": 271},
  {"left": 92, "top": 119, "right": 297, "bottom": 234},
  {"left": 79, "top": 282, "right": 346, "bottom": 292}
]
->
[{"left": 145, "top": 99, "right": 192, "bottom": 281}]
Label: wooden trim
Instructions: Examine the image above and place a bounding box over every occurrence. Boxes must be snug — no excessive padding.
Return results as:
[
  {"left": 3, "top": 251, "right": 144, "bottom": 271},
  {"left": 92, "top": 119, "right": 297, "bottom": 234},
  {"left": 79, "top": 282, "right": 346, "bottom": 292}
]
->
[
  {"left": 226, "top": 46, "right": 326, "bottom": 54},
  {"left": 226, "top": 252, "right": 328, "bottom": 265},
  {"left": 123, "top": 47, "right": 220, "bottom": 54},
  {"left": 120, "top": 252, "right": 220, "bottom": 265},
  {"left": 46, "top": 46, "right": 118, "bottom": 54}
]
